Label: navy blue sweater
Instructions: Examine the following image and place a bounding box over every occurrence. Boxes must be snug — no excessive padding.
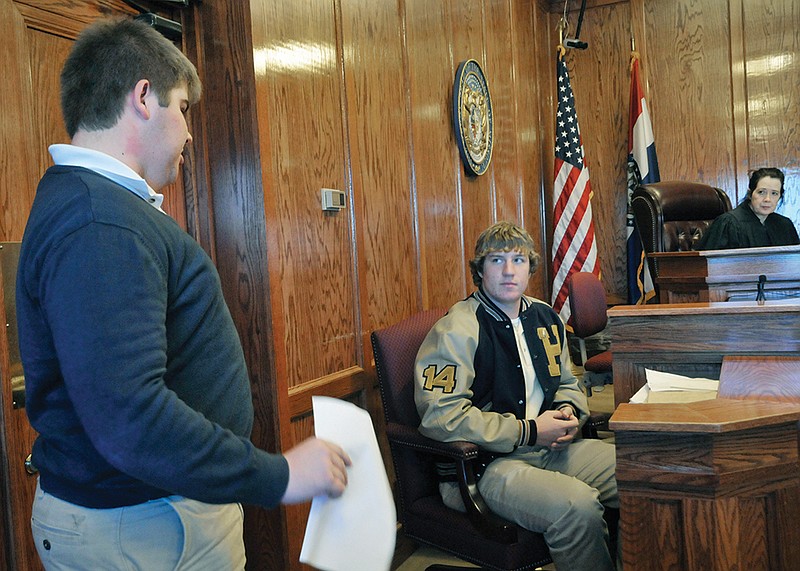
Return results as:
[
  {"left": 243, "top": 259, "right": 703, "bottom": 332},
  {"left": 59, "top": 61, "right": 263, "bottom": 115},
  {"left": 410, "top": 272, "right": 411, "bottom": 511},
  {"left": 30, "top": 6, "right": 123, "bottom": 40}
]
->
[{"left": 17, "top": 166, "right": 289, "bottom": 508}]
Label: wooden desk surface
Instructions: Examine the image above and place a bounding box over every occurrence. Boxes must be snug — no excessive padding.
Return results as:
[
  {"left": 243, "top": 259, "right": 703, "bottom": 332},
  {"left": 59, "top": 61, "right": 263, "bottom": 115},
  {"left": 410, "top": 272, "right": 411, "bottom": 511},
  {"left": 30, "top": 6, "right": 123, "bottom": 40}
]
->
[
  {"left": 610, "top": 398, "right": 800, "bottom": 433},
  {"left": 608, "top": 297, "right": 800, "bottom": 317}
]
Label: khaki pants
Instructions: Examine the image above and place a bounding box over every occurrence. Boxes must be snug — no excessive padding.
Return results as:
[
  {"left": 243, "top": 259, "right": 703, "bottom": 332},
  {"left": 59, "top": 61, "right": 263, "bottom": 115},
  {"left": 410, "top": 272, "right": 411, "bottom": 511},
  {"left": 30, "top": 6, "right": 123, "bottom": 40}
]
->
[
  {"left": 440, "top": 438, "right": 619, "bottom": 571},
  {"left": 31, "top": 480, "right": 246, "bottom": 570}
]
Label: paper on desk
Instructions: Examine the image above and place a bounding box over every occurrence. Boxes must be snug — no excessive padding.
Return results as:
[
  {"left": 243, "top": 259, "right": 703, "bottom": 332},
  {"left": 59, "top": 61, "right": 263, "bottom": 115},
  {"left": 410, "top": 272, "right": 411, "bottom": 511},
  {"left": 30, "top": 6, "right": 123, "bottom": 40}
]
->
[
  {"left": 630, "top": 384, "right": 650, "bottom": 403},
  {"left": 299, "top": 396, "right": 396, "bottom": 571},
  {"left": 645, "top": 369, "right": 719, "bottom": 392}
]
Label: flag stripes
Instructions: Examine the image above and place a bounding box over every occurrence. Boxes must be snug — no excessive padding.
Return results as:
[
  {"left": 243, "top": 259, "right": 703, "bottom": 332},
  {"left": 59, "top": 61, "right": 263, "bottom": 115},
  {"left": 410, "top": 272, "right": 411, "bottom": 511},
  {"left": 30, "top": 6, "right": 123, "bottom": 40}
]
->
[{"left": 550, "top": 53, "right": 600, "bottom": 325}]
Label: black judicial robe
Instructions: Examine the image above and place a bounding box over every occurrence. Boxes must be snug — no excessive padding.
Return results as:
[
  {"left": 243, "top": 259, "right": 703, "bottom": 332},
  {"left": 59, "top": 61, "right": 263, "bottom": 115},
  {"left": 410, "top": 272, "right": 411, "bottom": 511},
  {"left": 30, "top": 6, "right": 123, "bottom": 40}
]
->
[{"left": 698, "top": 202, "right": 800, "bottom": 250}]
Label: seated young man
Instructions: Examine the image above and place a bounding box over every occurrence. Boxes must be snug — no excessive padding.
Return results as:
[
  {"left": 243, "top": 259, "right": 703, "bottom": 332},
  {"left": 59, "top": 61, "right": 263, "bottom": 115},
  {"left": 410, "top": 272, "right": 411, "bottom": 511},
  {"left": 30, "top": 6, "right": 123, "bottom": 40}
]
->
[{"left": 414, "top": 221, "right": 618, "bottom": 571}]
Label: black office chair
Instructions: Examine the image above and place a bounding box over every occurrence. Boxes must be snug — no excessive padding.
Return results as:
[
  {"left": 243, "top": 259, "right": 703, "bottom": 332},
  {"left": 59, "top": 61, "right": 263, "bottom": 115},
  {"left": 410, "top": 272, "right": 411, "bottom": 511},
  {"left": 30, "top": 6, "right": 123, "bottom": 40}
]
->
[{"left": 371, "top": 309, "right": 552, "bottom": 571}]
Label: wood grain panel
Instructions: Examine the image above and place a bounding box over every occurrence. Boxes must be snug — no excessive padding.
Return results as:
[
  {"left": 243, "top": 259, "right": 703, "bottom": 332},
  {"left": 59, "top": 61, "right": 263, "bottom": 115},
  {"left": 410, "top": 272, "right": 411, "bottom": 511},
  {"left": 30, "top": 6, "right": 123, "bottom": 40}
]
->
[
  {"left": 728, "top": 0, "right": 748, "bottom": 202},
  {"left": 737, "top": 497, "right": 769, "bottom": 569},
  {"left": 620, "top": 495, "right": 684, "bottom": 570},
  {"left": 563, "top": 2, "right": 630, "bottom": 298},
  {"left": 255, "top": 0, "right": 358, "bottom": 390},
  {"left": 26, "top": 32, "right": 69, "bottom": 179},
  {"left": 535, "top": 7, "right": 559, "bottom": 299},
  {"left": 405, "top": 0, "right": 468, "bottom": 309},
  {"left": 341, "top": 0, "right": 418, "bottom": 331},
  {"left": 286, "top": 413, "right": 314, "bottom": 570},
  {"left": 512, "top": 0, "right": 548, "bottom": 299},
  {"left": 192, "top": 1, "right": 287, "bottom": 568},
  {"left": 450, "top": 1, "right": 495, "bottom": 289},
  {"left": 644, "top": 0, "right": 737, "bottom": 192},
  {"left": 484, "top": 0, "right": 519, "bottom": 225},
  {"left": 0, "top": 1, "right": 38, "bottom": 243},
  {"left": 742, "top": 0, "right": 800, "bottom": 228}
]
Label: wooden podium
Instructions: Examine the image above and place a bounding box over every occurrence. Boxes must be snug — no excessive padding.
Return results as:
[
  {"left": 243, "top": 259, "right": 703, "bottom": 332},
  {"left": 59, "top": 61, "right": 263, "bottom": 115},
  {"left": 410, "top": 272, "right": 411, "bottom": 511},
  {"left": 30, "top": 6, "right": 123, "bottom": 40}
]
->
[
  {"left": 610, "top": 399, "right": 800, "bottom": 571},
  {"left": 608, "top": 298, "right": 800, "bottom": 406},
  {"left": 650, "top": 244, "right": 800, "bottom": 303}
]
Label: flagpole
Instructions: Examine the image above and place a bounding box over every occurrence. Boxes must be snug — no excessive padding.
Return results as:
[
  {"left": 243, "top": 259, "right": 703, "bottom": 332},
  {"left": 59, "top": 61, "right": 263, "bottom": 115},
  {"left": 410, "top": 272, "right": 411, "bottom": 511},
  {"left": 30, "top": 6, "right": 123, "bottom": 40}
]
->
[{"left": 550, "top": 30, "right": 600, "bottom": 324}]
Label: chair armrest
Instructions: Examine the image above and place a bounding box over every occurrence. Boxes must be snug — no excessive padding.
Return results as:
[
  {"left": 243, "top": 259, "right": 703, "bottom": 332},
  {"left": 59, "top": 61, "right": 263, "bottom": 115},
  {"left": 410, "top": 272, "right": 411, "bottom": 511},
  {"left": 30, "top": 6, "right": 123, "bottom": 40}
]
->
[
  {"left": 385, "top": 423, "right": 480, "bottom": 460},
  {"left": 385, "top": 422, "right": 517, "bottom": 542}
]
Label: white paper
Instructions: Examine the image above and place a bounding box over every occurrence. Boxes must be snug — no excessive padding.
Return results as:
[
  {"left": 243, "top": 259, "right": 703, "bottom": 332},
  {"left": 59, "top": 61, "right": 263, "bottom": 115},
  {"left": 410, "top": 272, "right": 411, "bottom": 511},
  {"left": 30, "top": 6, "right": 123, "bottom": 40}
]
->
[
  {"left": 629, "top": 383, "right": 651, "bottom": 403},
  {"left": 299, "top": 396, "right": 396, "bottom": 571},
  {"left": 645, "top": 369, "right": 719, "bottom": 392}
]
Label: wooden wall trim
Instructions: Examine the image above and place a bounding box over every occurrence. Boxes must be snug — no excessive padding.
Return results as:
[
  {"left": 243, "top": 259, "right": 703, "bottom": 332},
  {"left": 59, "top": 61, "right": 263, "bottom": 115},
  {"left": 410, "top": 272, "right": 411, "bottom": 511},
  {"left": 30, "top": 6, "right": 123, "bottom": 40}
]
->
[
  {"left": 13, "top": 0, "right": 135, "bottom": 38},
  {"left": 189, "top": 1, "right": 289, "bottom": 569},
  {"left": 728, "top": 0, "right": 747, "bottom": 201},
  {"left": 287, "top": 367, "right": 370, "bottom": 419}
]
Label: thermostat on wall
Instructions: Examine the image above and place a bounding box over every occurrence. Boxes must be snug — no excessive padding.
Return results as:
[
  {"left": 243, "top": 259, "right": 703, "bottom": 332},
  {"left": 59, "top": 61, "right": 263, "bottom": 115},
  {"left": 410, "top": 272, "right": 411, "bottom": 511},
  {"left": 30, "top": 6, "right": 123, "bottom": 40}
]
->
[{"left": 321, "top": 188, "right": 346, "bottom": 212}]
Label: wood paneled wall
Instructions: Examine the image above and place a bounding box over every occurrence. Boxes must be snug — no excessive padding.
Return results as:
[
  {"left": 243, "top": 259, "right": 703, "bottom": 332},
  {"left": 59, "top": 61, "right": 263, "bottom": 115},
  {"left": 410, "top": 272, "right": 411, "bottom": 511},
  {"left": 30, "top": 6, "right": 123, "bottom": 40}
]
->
[
  {"left": 239, "top": 1, "right": 553, "bottom": 564},
  {"left": 208, "top": 0, "right": 797, "bottom": 567}
]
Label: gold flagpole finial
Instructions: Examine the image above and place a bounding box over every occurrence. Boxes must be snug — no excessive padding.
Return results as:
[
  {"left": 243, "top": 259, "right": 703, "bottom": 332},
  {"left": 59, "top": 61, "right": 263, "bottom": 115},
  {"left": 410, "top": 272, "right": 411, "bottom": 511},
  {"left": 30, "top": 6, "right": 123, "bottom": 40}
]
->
[
  {"left": 630, "top": 33, "right": 639, "bottom": 70},
  {"left": 557, "top": 17, "right": 567, "bottom": 56}
]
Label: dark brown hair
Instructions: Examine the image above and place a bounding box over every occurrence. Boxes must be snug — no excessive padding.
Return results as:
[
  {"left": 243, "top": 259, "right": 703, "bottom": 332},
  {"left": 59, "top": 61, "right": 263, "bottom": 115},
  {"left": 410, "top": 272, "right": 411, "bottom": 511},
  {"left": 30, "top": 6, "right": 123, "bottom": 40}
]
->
[{"left": 61, "top": 18, "right": 201, "bottom": 137}]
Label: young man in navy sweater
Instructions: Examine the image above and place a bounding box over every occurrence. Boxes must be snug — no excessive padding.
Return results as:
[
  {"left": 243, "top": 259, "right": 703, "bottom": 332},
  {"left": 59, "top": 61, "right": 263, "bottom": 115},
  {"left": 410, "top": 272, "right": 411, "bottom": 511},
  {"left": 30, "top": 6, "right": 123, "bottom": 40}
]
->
[{"left": 17, "top": 17, "right": 350, "bottom": 570}]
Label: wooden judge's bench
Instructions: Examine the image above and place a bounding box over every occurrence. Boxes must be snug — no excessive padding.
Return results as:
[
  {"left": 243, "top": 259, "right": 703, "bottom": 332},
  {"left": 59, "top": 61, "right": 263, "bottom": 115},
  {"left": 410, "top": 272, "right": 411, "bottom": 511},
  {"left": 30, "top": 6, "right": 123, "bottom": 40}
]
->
[
  {"left": 649, "top": 244, "right": 800, "bottom": 304},
  {"left": 608, "top": 298, "right": 800, "bottom": 407},
  {"left": 608, "top": 246, "right": 800, "bottom": 570}
]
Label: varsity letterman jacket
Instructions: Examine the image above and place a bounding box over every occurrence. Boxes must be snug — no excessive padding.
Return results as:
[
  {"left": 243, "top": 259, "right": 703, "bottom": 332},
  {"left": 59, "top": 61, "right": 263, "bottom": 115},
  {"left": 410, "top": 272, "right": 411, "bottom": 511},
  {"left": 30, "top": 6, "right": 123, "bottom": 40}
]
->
[{"left": 414, "top": 288, "right": 588, "bottom": 456}]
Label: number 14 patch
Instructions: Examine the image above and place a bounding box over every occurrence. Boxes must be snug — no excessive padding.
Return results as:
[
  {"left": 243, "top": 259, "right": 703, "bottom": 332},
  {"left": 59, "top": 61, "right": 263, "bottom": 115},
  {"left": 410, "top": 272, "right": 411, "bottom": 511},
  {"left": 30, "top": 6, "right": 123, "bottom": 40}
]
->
[{"left": 421, "top": 364, "right": 457, "bottom": 393}]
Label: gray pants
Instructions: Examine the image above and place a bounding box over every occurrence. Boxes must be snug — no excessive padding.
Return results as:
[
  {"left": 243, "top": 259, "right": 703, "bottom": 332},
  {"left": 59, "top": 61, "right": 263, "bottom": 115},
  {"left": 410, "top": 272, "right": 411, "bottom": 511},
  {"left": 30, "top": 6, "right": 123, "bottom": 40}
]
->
[{"left": 441, "top": 438, "right": 618, "bottom": 571}]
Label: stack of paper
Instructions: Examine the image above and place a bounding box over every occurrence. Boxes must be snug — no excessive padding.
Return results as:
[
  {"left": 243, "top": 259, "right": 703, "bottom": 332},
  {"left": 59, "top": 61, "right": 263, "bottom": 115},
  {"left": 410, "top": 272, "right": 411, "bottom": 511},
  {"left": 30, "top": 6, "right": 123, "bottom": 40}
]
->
[{"left": 630, "top": 369, "right": 719, "bottom": 403}]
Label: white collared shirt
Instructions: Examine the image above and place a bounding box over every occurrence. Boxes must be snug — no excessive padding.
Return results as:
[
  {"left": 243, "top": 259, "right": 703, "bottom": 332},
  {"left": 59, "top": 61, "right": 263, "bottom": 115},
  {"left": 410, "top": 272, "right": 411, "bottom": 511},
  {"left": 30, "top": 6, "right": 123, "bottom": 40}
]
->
[
  {"left": 511, "top": 317, "right": 545, "bottom": 418},
  {"left": 49, "top": 144, "right": 165, "bottom": 212}
]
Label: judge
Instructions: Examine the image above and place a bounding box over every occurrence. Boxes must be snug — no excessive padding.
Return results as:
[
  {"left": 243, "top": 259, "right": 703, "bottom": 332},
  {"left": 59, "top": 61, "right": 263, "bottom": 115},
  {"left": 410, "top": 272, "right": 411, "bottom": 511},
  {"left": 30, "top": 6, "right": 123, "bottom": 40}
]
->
[{"left": 698, "top": 167, "right": 799, "bottom": 250}]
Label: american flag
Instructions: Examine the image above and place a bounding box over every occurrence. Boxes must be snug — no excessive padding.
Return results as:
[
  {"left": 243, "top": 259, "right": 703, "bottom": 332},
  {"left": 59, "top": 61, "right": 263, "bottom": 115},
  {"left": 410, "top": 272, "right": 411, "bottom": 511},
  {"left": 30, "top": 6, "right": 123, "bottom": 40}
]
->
[
  {"left": 627, "top": 54, "right": 660, "bottom": 304},
  {"left": 551, "top": 53, "right": 600, "bottom": 325}
]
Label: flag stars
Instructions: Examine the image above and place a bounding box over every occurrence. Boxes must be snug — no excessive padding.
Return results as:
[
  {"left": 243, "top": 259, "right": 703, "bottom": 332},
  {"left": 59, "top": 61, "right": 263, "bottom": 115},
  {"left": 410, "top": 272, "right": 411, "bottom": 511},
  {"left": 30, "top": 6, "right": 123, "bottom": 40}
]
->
[
  {"left": 552, "top": 57, "right": 597, "bottom": 322},
  {"left": 554, "top": 59, "right": 586, "bottom": 169}
]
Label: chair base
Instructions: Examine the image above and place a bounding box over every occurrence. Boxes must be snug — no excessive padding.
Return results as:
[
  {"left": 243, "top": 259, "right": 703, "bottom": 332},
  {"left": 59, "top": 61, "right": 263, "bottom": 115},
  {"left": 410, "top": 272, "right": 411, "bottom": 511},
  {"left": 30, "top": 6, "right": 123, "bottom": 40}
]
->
[{"left": 582, "top": 370, "right": 612, "bottom": 397}]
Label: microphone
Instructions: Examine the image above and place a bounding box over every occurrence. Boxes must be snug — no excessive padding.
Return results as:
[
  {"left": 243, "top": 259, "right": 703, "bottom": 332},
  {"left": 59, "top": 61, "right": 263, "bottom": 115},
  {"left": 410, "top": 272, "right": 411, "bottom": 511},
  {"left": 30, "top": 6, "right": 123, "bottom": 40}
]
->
[{"left": 756, "top": 274, "right": 767, "bottom": 303}]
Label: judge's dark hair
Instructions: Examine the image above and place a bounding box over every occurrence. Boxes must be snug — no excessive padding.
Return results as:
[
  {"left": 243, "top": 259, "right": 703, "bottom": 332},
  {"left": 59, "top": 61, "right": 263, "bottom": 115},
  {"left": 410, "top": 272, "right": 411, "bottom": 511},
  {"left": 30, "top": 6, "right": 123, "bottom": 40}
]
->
[
  {"left": 747, "top": 167, "right": 785, "bottom": 200},
  {"left": 61, "top": 18, "right": 201, "bottom": 138},
  {"left": 469, "top": 221, "right": 541, "bottom": 287}
]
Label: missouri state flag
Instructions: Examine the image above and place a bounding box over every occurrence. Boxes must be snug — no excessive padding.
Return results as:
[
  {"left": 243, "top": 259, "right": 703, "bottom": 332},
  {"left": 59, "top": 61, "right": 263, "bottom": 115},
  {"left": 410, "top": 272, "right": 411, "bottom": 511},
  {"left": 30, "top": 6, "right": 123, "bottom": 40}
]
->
[
  {"left": 551, "top": 52, "right": 600, "bottom": 325},
  {"left": 627, "top": 54, "right": 660, "bottom": 304}
]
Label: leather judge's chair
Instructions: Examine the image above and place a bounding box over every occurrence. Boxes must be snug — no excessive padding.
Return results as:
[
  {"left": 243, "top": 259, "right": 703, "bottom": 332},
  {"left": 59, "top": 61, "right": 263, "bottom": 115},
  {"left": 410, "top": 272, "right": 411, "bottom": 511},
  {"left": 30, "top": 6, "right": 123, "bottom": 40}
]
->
[
  {"left": 631, "top": 181, "right": 732, "bottom": 284},
  {"left": 371, "top": 309, "right": 552, "bottom": 570}
]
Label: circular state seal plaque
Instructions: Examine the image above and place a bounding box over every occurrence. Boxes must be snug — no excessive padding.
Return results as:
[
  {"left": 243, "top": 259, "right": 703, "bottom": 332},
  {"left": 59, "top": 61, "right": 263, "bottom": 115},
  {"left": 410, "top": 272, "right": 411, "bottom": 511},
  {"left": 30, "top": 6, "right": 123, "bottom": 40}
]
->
[{"left": 453, "top": 59, "right": 494, "bottom": 176}]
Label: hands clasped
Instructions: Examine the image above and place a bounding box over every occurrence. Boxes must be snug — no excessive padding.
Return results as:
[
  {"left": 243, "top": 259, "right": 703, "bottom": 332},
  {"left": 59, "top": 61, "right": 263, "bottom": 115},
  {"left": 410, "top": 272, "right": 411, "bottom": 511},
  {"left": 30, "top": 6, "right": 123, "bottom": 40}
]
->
[
  {"left": 534, "top": 408, "right": 579, "bottom": 450},
  {"left": 281, "top": 437, "right": 352, "bottom": 504}
]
